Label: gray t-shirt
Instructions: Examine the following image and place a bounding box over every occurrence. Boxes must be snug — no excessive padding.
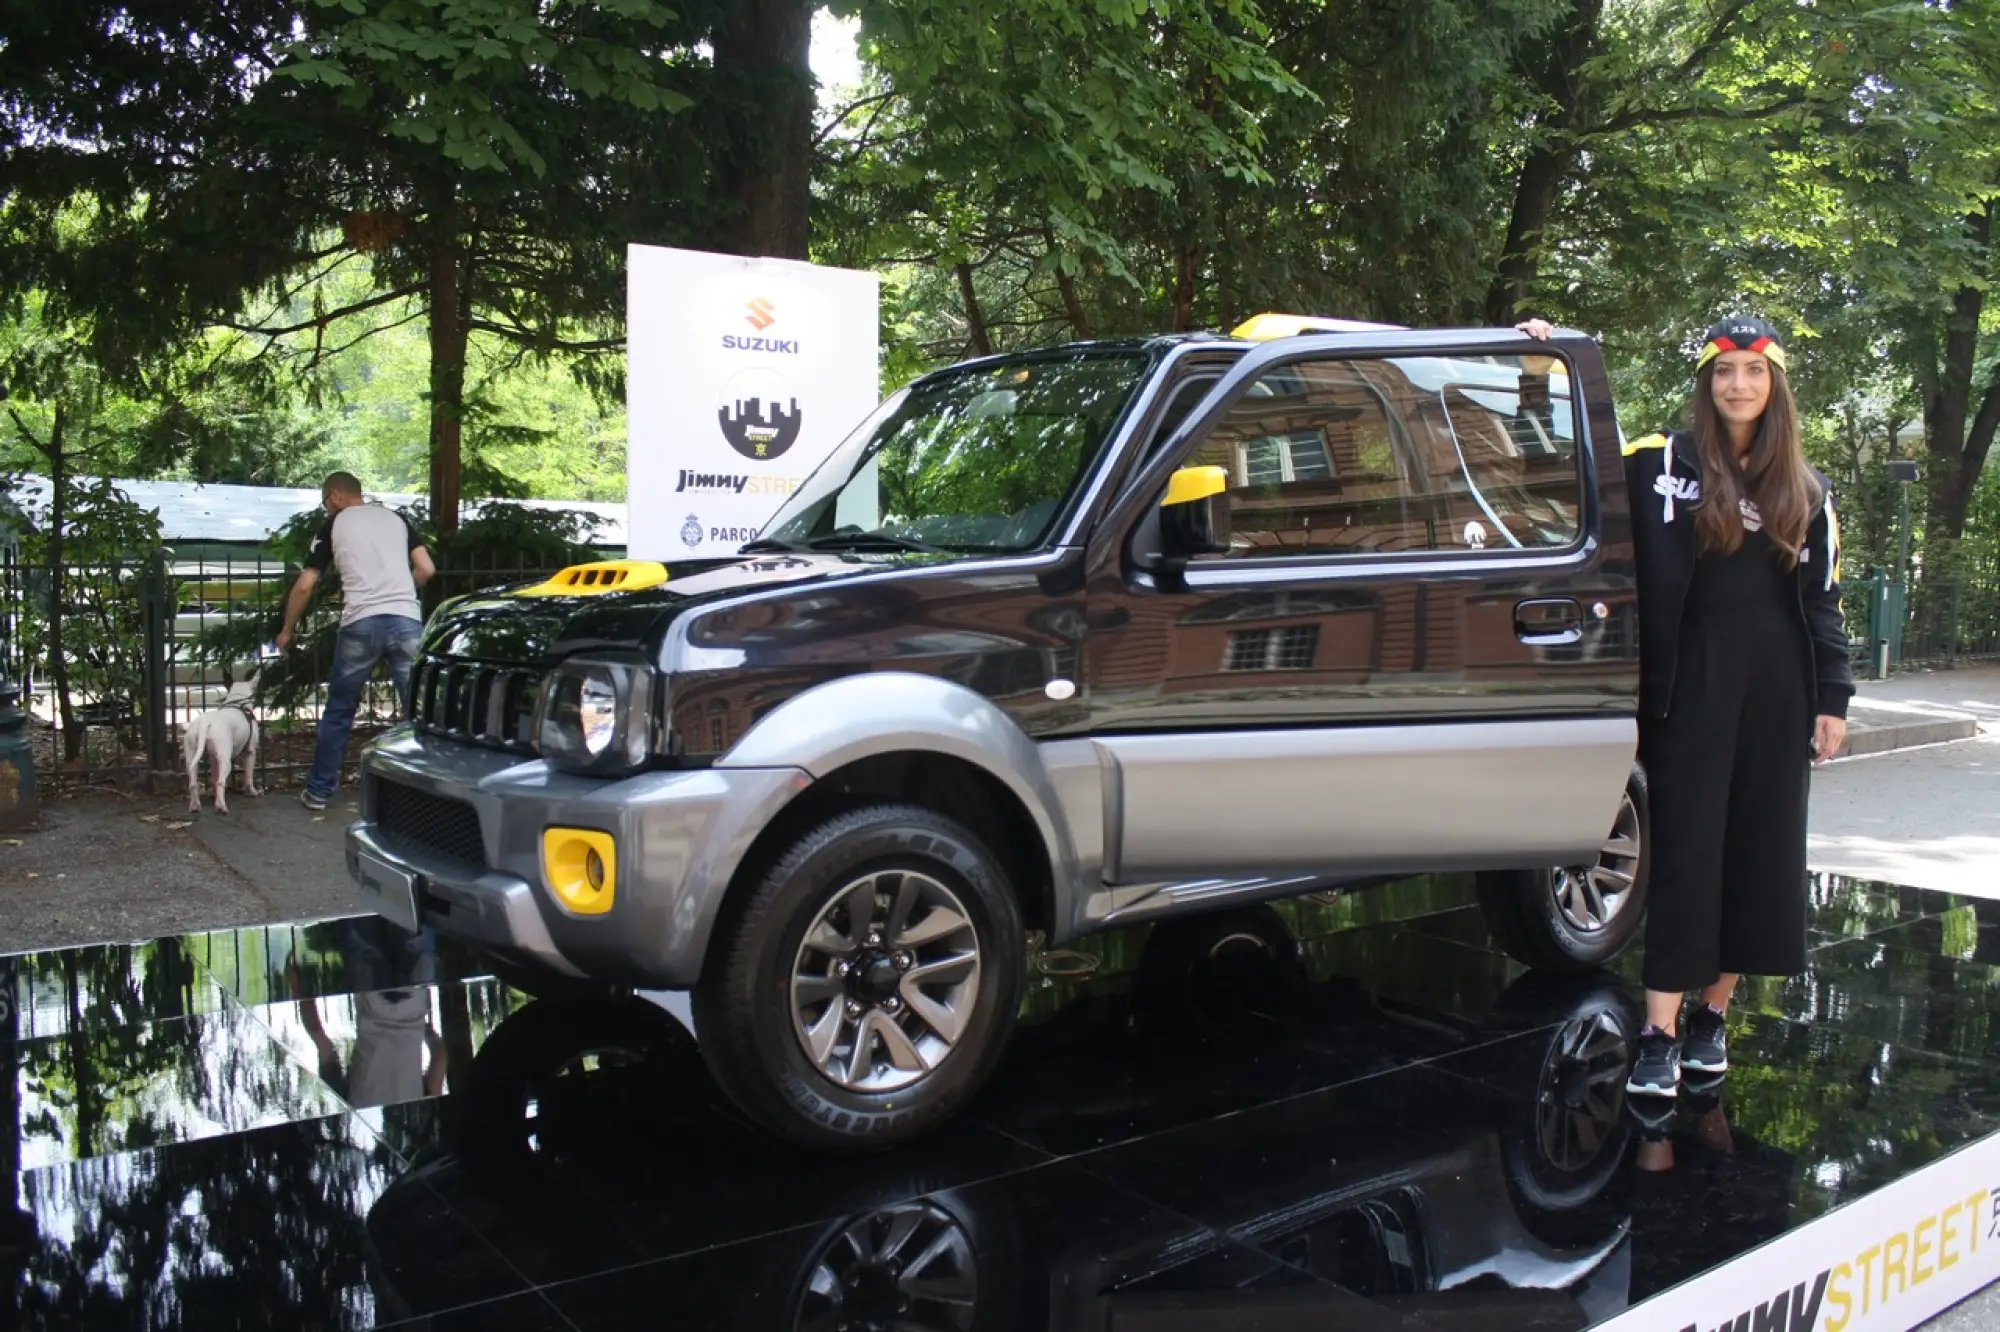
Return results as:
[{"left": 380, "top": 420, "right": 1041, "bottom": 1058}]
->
[{"left": 305, "top": 503, "right": 424, "bottom": 626}]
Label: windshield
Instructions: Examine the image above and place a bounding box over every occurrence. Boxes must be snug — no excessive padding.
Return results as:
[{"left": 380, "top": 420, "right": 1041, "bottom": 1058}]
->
[{"left": 754, "top": 350, "right": 1150, "bottom": 554}]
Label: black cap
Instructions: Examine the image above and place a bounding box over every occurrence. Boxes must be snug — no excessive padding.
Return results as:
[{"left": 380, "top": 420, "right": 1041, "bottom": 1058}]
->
[{"left": 1697, "top": 315, "right": 1787, "bottom": 371}]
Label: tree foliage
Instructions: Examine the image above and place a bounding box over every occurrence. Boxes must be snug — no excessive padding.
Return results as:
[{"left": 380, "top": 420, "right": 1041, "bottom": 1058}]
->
[{"left": 3, "top": 0, "right": 2000, "bottom": 601}]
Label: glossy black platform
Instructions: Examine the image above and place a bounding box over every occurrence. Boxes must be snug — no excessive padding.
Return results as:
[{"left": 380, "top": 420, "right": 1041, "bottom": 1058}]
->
[{"left": 7, "top": 872, "right": 2000, "bottom": 1330}]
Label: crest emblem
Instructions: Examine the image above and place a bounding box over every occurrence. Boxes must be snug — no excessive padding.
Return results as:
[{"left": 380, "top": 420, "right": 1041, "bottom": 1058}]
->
[{"left": 680, "top": 514, "right": 704, "bottom": 549}]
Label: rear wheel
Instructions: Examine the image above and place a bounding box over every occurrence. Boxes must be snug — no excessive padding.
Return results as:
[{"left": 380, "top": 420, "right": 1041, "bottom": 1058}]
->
[
  {"left": 693, "top": 804, "right": 1025, "bottom": 1150},
  {"left": 1489, "top": 972, "right": 1639, "bottom": 1244},
  {"left": 1476, "top": 763, "right": 1649, "bottom": 972}
]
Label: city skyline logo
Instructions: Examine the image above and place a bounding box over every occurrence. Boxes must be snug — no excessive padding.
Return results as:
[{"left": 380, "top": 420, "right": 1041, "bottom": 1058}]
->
[
  {"left": 718, "top": 394, "right": 804, "bottom": 461},
  {"left": 718, "top": 367, "right": 804, "bottom": 461}
]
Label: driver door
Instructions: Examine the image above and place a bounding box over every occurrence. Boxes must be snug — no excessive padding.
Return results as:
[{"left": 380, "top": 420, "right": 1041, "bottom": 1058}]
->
[{"left": 1080, "top": 330, "right": 1637, "bottom": 884}]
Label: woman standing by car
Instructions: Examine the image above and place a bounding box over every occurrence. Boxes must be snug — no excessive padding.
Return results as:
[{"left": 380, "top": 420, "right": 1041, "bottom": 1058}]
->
[{"left": 1520, "top": 315, "right": 1853, "bottom": 1096}]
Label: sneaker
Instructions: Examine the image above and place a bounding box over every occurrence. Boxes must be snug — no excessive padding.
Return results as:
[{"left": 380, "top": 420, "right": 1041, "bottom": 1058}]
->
[
  {"left": 1682, "top": 1069, "right": 1727, "bottom": 1110},
  {"left": 1681, "top": 1004, "right": 1729, "bottom": 1074},
  {"left": 1626, "top": 1026, "right": 1681, "bottom": 1097},
  {"left": 1626, "top": 1092, "right": 1677, "bottom": 1134},
  {"left": 300, "top": 789, "right": 329, "bottom": 811}
]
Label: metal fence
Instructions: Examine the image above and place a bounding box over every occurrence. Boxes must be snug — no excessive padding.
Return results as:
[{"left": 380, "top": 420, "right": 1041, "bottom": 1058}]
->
[
  {"left": 1900, "top": 576, "right": 2000, "bottom": 668},
  {"left": 1846, "top": 570, "right": 2000, "bottom": 674},
  {"left": 0, "top": 548, "right": 563, "bottom": 787}
]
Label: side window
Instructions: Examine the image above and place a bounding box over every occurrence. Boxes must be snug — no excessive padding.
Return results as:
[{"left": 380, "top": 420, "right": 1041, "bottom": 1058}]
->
[
  {"left": 1188, "top": 353, "right": 1583, "bottom": 560},
  {"left": 1143, "top": 373, "right": 1221, "bottom": 457}
]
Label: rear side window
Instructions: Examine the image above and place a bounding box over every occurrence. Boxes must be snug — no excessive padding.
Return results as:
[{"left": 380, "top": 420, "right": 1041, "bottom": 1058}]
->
[{"left": 1186, "top": 353, "right": 1583, "bottom": 560}]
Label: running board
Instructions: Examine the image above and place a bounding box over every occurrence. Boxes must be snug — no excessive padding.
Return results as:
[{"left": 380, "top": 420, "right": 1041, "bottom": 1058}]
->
[{"left": 1082, "top": 873, "right": 1333, "bottom": 927}]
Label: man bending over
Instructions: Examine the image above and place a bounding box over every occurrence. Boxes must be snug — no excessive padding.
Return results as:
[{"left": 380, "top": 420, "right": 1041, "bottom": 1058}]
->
[{"left": 277, "top": 472, "right": 436, "bottom": 810}]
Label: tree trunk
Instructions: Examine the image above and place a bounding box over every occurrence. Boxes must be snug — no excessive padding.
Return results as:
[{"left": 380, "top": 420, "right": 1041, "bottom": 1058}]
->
[
  {"left": 956, "top": 262, "right": 992, "bottom": 357},
  {"left": 1045, "top": 228, "right": 1093, "bottom": 339},
  {"left": 1173, "top": 245, "right": 1201, "bottom": 332},
  {"left": 428, "top": 240, "right": 469, "bottom": 539},
  {"left": 1483, "top": 0, "right": 1603, "bottom": 327},
  {"left": 1923, "top": 200, "right": 1994, "bottom": 543},
  {"left": 1485, "top": 141, "right": 1575, "bottom": 327},
  {"left": 714, "top": 0, "right": 814, "bottom": 259},
  {"left": 43, "top": 407, "right": 79, "bottom": 764}
]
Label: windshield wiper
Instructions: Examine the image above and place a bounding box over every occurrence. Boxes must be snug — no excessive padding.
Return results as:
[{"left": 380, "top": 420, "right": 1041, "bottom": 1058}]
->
[
  {"left": 807, "top": 532, "right": 955, "bottom": 555},
  {"left": 737, "top": 537, "right": 811, "bottom": 554}
]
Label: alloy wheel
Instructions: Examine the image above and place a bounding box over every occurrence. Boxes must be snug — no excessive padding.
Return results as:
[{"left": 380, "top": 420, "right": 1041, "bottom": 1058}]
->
[
  {"left": 1536, "top": 1006, "right": 1630, "bottom": 1172},
  {"left": 790, "top": 869, "right": 983, "bottom": 1093},
  {"left": 1551, "top": 790, "right": 1642, "bottom": 934},
  {"left": 796, "top": 1202, "right": 978, "bottom": 1332}
]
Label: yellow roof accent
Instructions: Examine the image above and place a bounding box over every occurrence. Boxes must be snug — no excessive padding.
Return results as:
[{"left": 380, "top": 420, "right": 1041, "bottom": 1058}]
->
[
  {"left": 1162, "top": 465, "right": 1228, "bottom": 507},
  {"left": 513, "top": 560, "right": 669, "bottom": 598},
  {"left": 1620, "top": 432, "right": 1669, "bottom": 457},
  {"left": 1229, "top": 312, "right": 1402, "bottom": 341}
]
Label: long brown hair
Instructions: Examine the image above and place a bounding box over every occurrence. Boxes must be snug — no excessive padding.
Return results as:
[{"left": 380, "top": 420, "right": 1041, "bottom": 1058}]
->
[{"left": 1689, "top": 359, "right": 1817, "bottom": 565}]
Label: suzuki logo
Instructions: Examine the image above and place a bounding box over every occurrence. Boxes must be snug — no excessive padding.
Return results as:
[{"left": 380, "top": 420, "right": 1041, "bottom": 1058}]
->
[{"left": 745, "top": 297, "right": 776, "bottom": 331}]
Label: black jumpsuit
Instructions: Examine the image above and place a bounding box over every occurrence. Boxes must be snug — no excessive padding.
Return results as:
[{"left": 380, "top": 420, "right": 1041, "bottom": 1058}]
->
[{"left": 1637, "top": 518, "right": 1813, "bottom": 992}]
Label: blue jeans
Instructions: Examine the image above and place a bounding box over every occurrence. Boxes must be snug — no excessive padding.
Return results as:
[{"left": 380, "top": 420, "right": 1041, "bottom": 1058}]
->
[{"left": 305, "top": 614, "right": 422, "bottom": 799}]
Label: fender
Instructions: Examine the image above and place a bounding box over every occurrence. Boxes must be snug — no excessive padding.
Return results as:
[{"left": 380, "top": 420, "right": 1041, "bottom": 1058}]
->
[{"left": 715, "top": 672, "right": 1083, "bottom": 896}]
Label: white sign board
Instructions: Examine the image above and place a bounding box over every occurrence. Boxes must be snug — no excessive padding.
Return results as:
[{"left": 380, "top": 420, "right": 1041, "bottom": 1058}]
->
[
  {"left": 1596, "top": 1129, "right": 2000, "bottom": 1332},
  {"left": 626, "top": 245, "right": 880, "bottom": 560}
]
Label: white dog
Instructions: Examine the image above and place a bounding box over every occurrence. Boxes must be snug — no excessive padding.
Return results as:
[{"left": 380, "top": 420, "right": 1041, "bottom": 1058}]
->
[{"left": 184, "top": 674, "right": 262, "bottom": 815}]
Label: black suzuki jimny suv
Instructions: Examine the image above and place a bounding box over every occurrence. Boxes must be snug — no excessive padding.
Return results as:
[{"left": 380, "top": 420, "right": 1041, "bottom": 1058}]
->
[{"left": 346, "top": 312, "right": 1648, "bottom": 1148}]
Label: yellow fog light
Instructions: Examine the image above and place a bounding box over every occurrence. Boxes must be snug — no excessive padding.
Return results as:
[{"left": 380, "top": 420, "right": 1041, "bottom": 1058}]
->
[{"left": 542, "top": 827, "right": 616, "bottom": 915}]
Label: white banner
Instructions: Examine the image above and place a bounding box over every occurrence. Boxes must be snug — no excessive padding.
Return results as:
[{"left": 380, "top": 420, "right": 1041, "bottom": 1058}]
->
[
  {"left": 1596, "top": 1129, "right": 2000, "bottom": 1332},
  {"left": 625, "top": 245, "right": 880, "bottom": 560}
]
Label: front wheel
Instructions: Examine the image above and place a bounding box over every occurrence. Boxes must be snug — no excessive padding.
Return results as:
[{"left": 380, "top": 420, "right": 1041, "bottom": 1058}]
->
[
  {"left": 693, "top": 803, "right": 1025, "bottom": 1150},
  {"left": 1475, "top": 763, "right": 1649, "bottom": 972}
]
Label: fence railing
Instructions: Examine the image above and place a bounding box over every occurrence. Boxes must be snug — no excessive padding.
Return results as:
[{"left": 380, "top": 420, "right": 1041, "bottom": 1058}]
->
[
  {"left": 1845, "top": 569, "right": 2000, "bottom": 674},
  {"left": 0, "top": 549, "right": 563, "bottom": 787},
  {"left": 1899, "top": 576, "right": 2000, "bottom": 668}
]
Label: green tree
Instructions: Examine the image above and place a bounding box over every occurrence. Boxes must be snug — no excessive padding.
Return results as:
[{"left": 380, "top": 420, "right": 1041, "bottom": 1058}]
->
[
  {"left": 819, "top": 0, "right": 1304, "bottom": 356},
  {"left": 0, "top": 0, "right": 712, "bottom": 536}
]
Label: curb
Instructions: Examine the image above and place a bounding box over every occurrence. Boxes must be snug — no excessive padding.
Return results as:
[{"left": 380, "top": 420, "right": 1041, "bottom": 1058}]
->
[{"left": 1839, "top": 716, "right": 1981, "bottom": 759}]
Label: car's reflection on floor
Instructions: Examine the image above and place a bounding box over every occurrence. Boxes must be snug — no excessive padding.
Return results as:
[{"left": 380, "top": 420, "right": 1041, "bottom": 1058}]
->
[{"left": 365, "top": 907, "right": 1640, "bottom": 1329}]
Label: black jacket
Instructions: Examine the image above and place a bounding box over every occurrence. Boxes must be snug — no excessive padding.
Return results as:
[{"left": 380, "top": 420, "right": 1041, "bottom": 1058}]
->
[{"left": 1623, "top": 429, "right": 1855, "bottom": 723}]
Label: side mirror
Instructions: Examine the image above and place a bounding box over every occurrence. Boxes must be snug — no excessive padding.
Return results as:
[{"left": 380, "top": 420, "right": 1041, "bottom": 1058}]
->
[{"left": 1160, "top": 465, "right": 1231, "bottom": 559}]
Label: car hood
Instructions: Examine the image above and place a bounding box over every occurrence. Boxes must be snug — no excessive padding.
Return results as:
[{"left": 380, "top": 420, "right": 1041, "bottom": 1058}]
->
[{"left": 422, "top": 552, "right": 918, "bottom": 665}]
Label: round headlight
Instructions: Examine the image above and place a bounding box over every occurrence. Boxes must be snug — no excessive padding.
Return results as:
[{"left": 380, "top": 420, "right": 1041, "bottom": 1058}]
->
[
  {"left": 535, "top": 655, "right": 660, "bottom": 775},
  {"left": 579, "top": 673, "right": 618, "bottom": 755}
]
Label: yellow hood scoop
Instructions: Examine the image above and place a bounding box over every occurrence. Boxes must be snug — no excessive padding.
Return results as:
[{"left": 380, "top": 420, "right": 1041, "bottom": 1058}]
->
[{"left": 514, "top": 560, "right": 669, "bottom": 598}]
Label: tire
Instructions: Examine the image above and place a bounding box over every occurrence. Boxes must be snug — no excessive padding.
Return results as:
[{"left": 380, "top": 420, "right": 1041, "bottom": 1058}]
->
[
  {"left": 453, "top": 995, "right": 695, "bottom": 1178},
  {"left": 1133, "top": 906, "right": 1307, "bottom": 1049},
  {"left": 743, "top": 1186, "right": 1020, "bottom": 1332},
  {"left": 1489, "top": 972, "right": 1640, "bottom": 1245},
  {"left": 693, "top": 803, "right": 1025, "bottom": 1151},
  {"left": 1476, "top": 762, "right": 1649, "bottom": 972}
]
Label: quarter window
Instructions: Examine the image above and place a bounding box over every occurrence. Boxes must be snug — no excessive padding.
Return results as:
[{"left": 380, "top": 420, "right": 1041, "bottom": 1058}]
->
[{"left": 1189, "top": 354, "right": 1583, "bottom": 560}]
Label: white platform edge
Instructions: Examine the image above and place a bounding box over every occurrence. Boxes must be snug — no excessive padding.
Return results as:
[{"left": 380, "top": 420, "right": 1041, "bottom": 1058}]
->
[{"left": 1595, "top": 1127, "right": 2000, "bottom": 1331}]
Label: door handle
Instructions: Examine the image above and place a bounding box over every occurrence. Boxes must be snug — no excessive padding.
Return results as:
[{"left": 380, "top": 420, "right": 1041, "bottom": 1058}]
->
[{"left": 1515, "top": 598, "right": 1582, "bottom": 646}]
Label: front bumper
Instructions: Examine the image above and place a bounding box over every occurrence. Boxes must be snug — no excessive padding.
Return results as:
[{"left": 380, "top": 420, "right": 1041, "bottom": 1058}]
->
[{"left": 345, "top": 726, "right": 807, "bottom": 988}]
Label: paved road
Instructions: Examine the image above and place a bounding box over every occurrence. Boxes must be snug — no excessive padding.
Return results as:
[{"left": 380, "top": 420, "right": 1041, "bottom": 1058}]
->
[{"left": 1810, "top": 729, "right": 2000, "bottom": 894}]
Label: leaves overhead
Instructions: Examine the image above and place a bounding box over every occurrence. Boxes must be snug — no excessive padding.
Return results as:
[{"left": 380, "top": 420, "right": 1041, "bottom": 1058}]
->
[{"left": 0, "top": 0, "right": 1998, "bottom": 582}]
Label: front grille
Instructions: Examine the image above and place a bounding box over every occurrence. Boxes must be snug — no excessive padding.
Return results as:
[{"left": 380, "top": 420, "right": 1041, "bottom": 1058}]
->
[
  {"left": 410, "top": 658, "right": 542, "bottom": 753},
  {"left": 375, "top": 779, "right": 487, "bottom": 872}
]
